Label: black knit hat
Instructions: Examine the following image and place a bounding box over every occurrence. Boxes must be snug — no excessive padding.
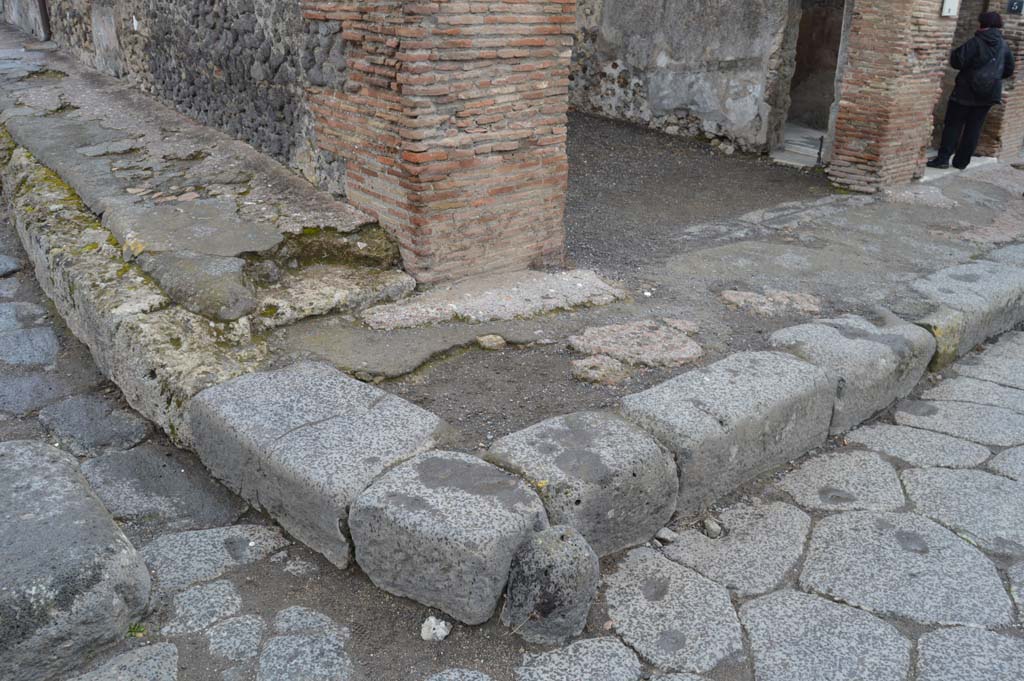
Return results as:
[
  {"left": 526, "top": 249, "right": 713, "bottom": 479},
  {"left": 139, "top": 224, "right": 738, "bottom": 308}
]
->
[{"left": 979, "top": 11, "right": 1004, "bottom": 29}]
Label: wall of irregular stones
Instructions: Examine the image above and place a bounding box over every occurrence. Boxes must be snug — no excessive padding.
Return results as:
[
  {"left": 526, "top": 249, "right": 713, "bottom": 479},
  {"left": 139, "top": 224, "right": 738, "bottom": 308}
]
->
[
  {"left": 571, "top": 0, "right": 801, "bottom": 152},
  {"left": 44, "top": 0, "right": 348, "bottom": 195}
]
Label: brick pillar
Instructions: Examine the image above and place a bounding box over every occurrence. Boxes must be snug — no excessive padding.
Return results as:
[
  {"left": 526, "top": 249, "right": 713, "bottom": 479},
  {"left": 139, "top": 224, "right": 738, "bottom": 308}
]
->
[
  {"left": 302, "top": 1, "right": 574, "bottom": 284},
  {"left": 828, "top": 0, "right": 958, "bottom": 191},
  {"left": 978, "top": 12, "right": 1024, "bottom": 158}
]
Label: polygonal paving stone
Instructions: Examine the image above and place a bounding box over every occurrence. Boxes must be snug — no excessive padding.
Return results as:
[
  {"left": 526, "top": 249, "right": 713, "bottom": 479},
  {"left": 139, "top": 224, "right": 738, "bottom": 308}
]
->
[
  {"left": 272, "top": 607, "right": 337, "bottom": 634},
  {"left": 143, "top": 525, "right": 289, "bottom": 593},
  {"left": 846, "top": 424, "right": 991, "bottom": 468},
  {"left": 82, "top": 444, "right": 248, "bottom": 541},
  {"left": 514, "top": 638, "right": 642, "bottom": 681},
  {"left": 902, "top": 468, "right": 1024, "bottom": 556},
  {"left": 923, "top": 376, "right": 1024, "bottom": 414},
  {"left": 163, "top": 581, "right": 242, "bottom": 635},
  {"left": 207, "top": 615, "right": 265, "bottom": 662},
  {"left": 955, "top": 331, "right": 1024, "bottom": 389},
  {"left": 989, "top": 446, "right": 1024, "bottom": 480},
  {"left": 0, "top": 325, "right": 58, "bottom": 365},
  {"left": 896, "top": 400, "right": 1024, "bottom": 447},
  {"left": 487, "top": 411, "right": 678, "bottom": 556},
  {"left": 567, "top": 318, "right": 703, "bottom": 368},
  {"left": 740, "top": 590, "right": 911, "bottom": 681},
  {"left": 39, "top": 393, "right": 151, "bottom": 455},
  {"left": 0, "top": 254, "right": 21, "bottom": 277},
  {"left": 68, "top": 643, "right": 178, "bottom": 681},
  {"left": 917, "top": 627, "right": 1024, "bottom": 681},
  {"left": 258, "top": 607, "right": 352, "bottom": 681},
  {"left": 0, "top": 301, "right": 46, "bottom": 330},
  {"left": 800, "top": 511, "right": 1013, "bottom": 626},
  {"left": 770, "top": 314, "right": 934, "bottom": 434},
  {"left": 349, "top": 451, "right": 548, "bottom": 625},
  {"left": 778, "top": 451, "right": 905, "bottom": 512},
  {"left": 605, "top": 548, "right": 743, "bottom": 674},
  {"left": 663, "top": 501, "right": 810, "bottom": 596},
  {"left": 427, "top": 672, "right": 495, "bottom": 681}
]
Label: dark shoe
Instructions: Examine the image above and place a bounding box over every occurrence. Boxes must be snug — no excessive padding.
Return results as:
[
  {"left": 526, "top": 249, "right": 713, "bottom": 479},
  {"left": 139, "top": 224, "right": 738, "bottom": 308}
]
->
[
  {"left": 953, "top": 163, "right": 969, "bottom": 171},
  {"left": 926, "top": 157, "right": 950, "bottom": 169}
]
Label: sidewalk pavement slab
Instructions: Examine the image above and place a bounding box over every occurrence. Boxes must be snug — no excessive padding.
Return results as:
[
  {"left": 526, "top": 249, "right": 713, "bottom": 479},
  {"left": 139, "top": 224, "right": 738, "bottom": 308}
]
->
[
  {"left": 663, "top": 501, "right": 810, "bottom": 597},
  {"left": 917, "top": 628, "right": 1024, "bottom": 681},
  {"left": 777, "top": 451, "right": 906, "bottom": 512},
  {"left": 902, "top": 468, "right": 1024, "bottom": 557},
  {"left": 514, "top": 638, "right": 642, "bottom": 681},
  {"left": 486, "top": 411, "right": 677, "bottom": 557},
  {"left": 621, "top": 351, "right": 833, "bottom": 514},
  {"left": 605, "top": 547, "right": 743, "bottom": 674},
  {"left": 740, "top": 590, "right": 911, "bottom": 681},
  {"left": 845, "top": 423, "right": 992, "bottom": 468},
  {"left": 769, "top": 314, "right": 934, "bottom": 434},
  {"left": 188, "top": 361, "right": 444, "bottom": 570},
  {"left": 349, "top": 451, "right": 549, "bottom": 625},
  {"left": 800, "top": 511, "right": 1013, "bottom": 626},
  {"left": 895, "top": 399, "right": 1024, "bottom": 447},
  {"left": 0, "top": 440, "right": 151, "bottom": 681}
]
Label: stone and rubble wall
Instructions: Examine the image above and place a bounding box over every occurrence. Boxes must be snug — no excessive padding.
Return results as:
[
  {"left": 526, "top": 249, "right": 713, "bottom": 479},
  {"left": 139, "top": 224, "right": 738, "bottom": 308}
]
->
[
  {"left": 571, "top": 0, "right": 801, "bottom": 151},
  {"left": 43, "top": 0, "right": 348, "bottom": 194}
]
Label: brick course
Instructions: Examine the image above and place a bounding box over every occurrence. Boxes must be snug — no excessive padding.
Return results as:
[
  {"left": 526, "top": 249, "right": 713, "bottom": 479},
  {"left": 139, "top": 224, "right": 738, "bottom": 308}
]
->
[{"left": 300, "top": 1, "right": 574, "bottom": 283}]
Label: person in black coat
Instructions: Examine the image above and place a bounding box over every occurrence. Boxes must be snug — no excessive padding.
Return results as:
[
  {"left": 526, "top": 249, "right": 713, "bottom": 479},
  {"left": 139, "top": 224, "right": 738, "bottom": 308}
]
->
[{"left": 928, "top": 11, "right": 1015, "bottom": 170}]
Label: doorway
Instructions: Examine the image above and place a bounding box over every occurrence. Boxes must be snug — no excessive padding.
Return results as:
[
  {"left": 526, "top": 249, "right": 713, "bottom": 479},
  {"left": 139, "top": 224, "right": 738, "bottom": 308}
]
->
[{"left": 774, "top": 0, "right": 848, "bottom": 167}]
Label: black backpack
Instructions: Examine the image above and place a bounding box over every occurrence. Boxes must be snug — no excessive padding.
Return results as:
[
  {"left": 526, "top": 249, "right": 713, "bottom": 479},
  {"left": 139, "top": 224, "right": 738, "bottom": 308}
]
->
[{"left": 970, "top": 40, "right": 1006, "bottom": 99}]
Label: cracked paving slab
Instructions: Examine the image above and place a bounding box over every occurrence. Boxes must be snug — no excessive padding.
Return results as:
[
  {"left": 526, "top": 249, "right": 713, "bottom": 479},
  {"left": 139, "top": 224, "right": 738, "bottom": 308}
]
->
[
  {"left": 917, "top": 627, "right": 1024, "bottom": 681},
  {"left": 777, "top": 450, "right": 906, "bottom": 512},
  {"left": 845, "top": 423, "right": 991, "bottom": 468},
  {"left": 895, "top": 400, "right": 1024, "bottom": 447}
]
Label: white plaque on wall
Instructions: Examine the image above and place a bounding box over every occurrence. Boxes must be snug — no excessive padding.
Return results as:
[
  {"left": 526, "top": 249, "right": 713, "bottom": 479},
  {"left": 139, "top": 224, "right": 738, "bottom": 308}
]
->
[{"left": 941, "top": 0, "right": 961, "bottom": 17}]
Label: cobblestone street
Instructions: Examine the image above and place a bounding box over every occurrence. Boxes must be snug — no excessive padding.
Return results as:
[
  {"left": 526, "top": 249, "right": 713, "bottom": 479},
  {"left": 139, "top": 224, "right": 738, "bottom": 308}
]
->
[{"left": 2, "top": 206, "right": 1022, "bottom": 679}]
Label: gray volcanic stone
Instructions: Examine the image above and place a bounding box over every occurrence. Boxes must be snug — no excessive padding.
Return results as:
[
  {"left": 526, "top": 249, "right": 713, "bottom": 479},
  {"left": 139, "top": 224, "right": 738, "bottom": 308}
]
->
[
  {"left": 955, "top": 330, "right": 1024, "bottom": 389},
  {"left": 350, "top": 451, "right": 548, "bottom": 625},
  {"left": 69, "top": 643, "right": 178, "bottom": 681},
  {"left": 923, "top": 376, "right": 1024, "bottom": 414},
  {"left": 896, "top": 400, "right": 1024, "bottom": 447},
  {"left": 621, "top": 351, "right": 833, "bottom": 514},
  {"left": 740, "top": 590, "right": 911, "bottom": 681},
  {"left": 81, "top": 444, "right": 248, "bottom": 540},
  {"left": 428, "top": 672, "right": 494, "bottom": 681},
  {"left": 0, "top": 363, "right": 104, "bottom": 415},
  {"left": 163, "top": 581, "right": 241, "bottom": 635},
  {"left": 487, "top": 411, "right": 678, "bottom": 556},
  {"left": 567, "top": 318, "right": 703, "bottom": 367},
  {"left": 138, "top": 251, "right": 257, "bottom": 322},
  {"left": 778, "top": 451, "right": 905, "bottom": 512},
  {"left": 501, "top": 526, "right": 599, "bottom": 645},
  {"left": 663, "top": 501, "right": 810, "bottom": 596},
  {"left": 989, "top": 446, "right": 1024, "bottom": 480},
  {"left": 0, "top": 325, "right": 58, "bottom": 365},
  {"left": 39, "top": 393, "right": 151, "bottom": 455},
  {"left": 902, "top": 468, "right": 1024, "bottom": 556},
  {"left": 0, "top": 441, "right": 151, "bottom": 681},
  {"left": 0, "top": 277, "right": 20, "bottom": 298},
  {"left": 514, "top": 638, "right": 642, "bottom": 681},
  {"left": 189, "top": 361, "right": 443, "bottom": 569},
  {"left": 605, "top": 548, "right": 743, "bottom": 673},
  {"left": 911, "top": 261, "right": 1024, "bottom": 355},
  {"left": 0, "top": 301, "right": 45, "bottom": 330},
  {"left": 207, "top": 615, "right": 265, "bottom": 661},
  {"left": 770, "top": 314, "right": 935, "bottom": 434},
  {"left": 0, "top": 254, "right": 21, "bottom": 276},
  {"left": 143, "top": 525, "right": 289, "bottom": 593},
  {"left": 917, "top": 627, "right": 1024, "bottom": 681},
  {"left": 987, "top": 243, "right": 1024, "bottom": 266},
  {"left": 1009, "top": 562, "right": 1024, "bottom": 611},
  {"left": 258, "top": 609, "right": 352, "bottom": 681},
  {"left": 846, "top": 424, "right": 991, "bottom": 468},
  {"left": 800, "top": 511, "right": 1013, "bottom": 626}
]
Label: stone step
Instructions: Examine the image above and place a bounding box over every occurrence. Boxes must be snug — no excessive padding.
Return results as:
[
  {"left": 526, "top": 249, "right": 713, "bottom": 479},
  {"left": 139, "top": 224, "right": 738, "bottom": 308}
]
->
[{"left": 0, "top": 440, "right": 151, "bottom": 680}]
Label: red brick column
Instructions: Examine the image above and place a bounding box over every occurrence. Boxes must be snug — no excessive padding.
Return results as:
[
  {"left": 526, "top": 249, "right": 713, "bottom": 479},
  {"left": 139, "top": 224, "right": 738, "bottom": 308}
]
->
[
  {"left": 301, "top": 1, "right": 574, "bottom": 283},
  {"left": 978, "top": 13, "right": 1024, "bottom": 158},
  {"left": 828, "top": 0, "right": 958, "bottom": 191}
]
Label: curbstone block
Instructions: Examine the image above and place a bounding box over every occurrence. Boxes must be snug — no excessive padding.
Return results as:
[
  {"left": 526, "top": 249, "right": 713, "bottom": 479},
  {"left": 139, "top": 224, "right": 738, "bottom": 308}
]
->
[
  {"left": 349, "top": 450, "right": 548, "bottom": 625},
  {"left": 0, "top": 440, "right": 151, "bottom": 681},
  {"left": 188, "top": 361, "right": 444, "bottom": 569},
  {"left": 912, "top": 261, "right": 1024, "bottom": 360},
  {"left": 621, "top": 352, "right": 833, "bottom": 514},
  {"left": 501, "top": 526, "right": 599, "bottom": 645},
  {"left": 770, "top": 314, "right": 935, "bottom": 434},
  {"left": 486, "top": 411, "right": 677, "bottom": 556}
]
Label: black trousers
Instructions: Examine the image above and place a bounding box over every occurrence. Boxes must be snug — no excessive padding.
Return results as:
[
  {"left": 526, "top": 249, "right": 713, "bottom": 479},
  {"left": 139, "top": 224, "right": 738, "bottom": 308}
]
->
[{"left": 937, "top": 100, "right": 992, "bottom": 169}]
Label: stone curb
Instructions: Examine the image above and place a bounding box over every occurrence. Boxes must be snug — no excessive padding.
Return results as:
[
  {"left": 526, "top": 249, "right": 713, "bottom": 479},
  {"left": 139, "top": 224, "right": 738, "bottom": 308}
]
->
[{"left": 6, "top": 121, "right": 1024, "bottom": 630}]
